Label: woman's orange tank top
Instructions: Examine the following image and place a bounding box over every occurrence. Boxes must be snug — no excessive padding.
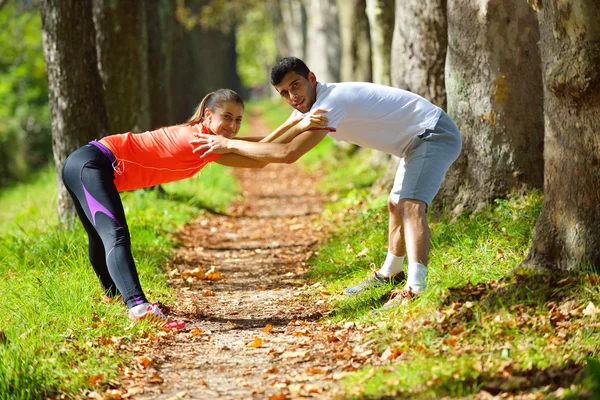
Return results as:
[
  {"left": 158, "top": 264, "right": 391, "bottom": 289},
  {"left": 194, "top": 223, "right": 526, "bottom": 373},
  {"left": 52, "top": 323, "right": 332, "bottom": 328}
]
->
[{"left": 101, "top": 123, "right": 221, "bottom": 192}]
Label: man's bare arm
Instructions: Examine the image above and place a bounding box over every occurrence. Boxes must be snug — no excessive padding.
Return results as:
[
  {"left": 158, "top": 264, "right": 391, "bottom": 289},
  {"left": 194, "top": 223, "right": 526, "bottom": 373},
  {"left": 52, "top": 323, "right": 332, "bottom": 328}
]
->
[
  {"left": 214, "top": 154, "right": 267, "bottom": 168},
  {"left": 191, "top": 129, "right": 330, "bottom": 164}
]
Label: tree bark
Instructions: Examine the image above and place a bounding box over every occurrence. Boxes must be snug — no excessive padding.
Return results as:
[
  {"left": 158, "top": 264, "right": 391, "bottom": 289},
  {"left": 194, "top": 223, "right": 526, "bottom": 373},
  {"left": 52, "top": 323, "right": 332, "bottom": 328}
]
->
[
  {"left": 390, "top": 0, "right": 447, "bottom": 108},
  {"left": 365, "top": 0, "right": 394, "bottom": 86},
  {"left": 522, "top": 0, "right": 600, "bottom": 271},
  {"left": 440, "top": 0, "right": 544, "bottom": 213},
  {"left": 145, "top": 0, "right": 172, "bottom": 128},
  {"left": 337, "top": 0, "right": 372, "bottom": 82},
  {"left": 304, "top": 0, "right": 341, "bottom": 82},
  {"left": 374, "top": 0, "right": 447, "bottom": 195},
  {"left": 92, "top": 0, "right": 151, "bottom": 133},
  {"left": 270, "top": 0, "right": 307, "bottom": 61},
  {"left": 40, "top": 0, "right": 108, "bottom": 224}
]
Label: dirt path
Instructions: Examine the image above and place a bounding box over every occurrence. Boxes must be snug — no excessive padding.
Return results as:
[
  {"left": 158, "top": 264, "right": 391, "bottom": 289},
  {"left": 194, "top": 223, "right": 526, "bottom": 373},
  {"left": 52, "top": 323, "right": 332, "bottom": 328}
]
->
[{"left": 115, "top": 113, "right": 368, "bottom": 400}]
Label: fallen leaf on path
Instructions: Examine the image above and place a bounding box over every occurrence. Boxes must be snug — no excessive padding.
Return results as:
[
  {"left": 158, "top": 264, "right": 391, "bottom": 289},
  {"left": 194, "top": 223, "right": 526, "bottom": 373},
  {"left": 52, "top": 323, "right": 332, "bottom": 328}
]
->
[
  {"left": 583, "top": 302, "right": 599, "bottom": 317},
  {"left": 147, "top": 372, "right": 164, "bottom": 384},
  {"left": 190, "top": 327, "right": 205, "bottom": 336},
  {"left": 264, "top": 324, "right": 273, "bottom": 333},
  {"left": 182, "top": 266, "right": 205, "bottom": 279},
  {"left": 205, "top": 266, "right": 222, "bottom": 280},
  {"left": 247, "top": 337, "right": 263, "bottom": 348},
  {"left": 136, "top": 355, "right": 152, "bottom": 368},
  {"left": 200, "top": 290, "right": 214, "bottom": 296},
  {"left": 88, "top": 373, "right": 104, "bottom": 387}
]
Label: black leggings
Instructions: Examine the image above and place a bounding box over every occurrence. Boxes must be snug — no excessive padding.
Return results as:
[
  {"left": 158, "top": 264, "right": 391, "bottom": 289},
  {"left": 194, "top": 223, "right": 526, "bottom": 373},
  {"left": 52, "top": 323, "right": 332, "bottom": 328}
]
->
[{"left": 62, "top": 143, "right": 147, "bottom": 309}]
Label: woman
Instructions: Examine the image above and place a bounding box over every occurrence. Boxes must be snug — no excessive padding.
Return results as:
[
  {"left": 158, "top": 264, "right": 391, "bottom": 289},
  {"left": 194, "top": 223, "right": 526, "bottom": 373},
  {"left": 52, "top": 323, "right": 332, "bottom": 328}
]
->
[{"left": 62, "top": 89, "right": 328, "bottom": 329}]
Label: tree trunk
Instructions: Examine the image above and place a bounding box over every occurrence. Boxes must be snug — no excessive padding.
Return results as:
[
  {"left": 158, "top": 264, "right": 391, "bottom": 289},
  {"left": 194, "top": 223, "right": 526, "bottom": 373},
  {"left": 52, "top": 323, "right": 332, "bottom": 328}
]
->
[
  {"left": 374, "top": 0, "right": 447, "bottom": 196},
  {"left": 337, "top": 0, "right": 372, "bottom": 82},
  {"left": 365, "top": 0, "right": 394, "bottom": 86},
  {"left": 92, "top": 0, "right": 151, "bottom": 133},
  {"left": 145, "top": 0, "right": 171, "bottom": 128},
  {"left": 440, "top": 0, "right": 544, "bottom": 213},
  {"left": 40, "top": 0, "right": 108, "bottom": 224},
  {"left": 390, "top": 0, "right": 447, "bottom": 108},
  {"left": 270, "top": 0, "right": 307, "bottom": 61},
  {"left": 522, "top": 0, "right": 600, "bottom": 271},
  {"left": 304, "top": 0, "right": 341, "bottom": 82}
]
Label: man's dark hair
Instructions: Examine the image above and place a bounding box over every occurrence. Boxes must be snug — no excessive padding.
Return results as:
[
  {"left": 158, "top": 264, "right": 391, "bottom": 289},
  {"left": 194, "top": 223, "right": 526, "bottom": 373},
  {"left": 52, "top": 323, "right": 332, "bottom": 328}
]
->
[{"left": 270, "top": 57, "right": 310, "bottom": 86}]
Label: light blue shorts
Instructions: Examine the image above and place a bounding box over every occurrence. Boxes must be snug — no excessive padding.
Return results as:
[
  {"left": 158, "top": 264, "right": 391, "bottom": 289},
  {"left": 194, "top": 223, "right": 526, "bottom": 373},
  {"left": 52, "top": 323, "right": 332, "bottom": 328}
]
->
[{"left": 390, "top": 111, "right": 462, "bottom": 207}]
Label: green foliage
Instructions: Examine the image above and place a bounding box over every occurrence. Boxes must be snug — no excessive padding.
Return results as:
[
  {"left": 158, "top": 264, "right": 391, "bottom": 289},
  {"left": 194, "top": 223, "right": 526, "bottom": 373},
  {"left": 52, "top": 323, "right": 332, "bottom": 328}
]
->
[
  {"left": 0, "top": 164, "right": 237, "bottom": 397},
  {"left": 0, "top": 1, "right": 51, "bottom": 187},
  {"left": 236, "top": 9, "right": 277, "bottom": 89}
]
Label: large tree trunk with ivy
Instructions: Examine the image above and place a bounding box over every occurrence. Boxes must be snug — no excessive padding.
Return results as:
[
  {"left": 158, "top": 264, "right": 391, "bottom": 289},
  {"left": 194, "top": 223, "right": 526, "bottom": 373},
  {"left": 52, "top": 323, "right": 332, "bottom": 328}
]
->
[
  {"left": 373, "top": 0, "right": 447, "bottom": 195},
  {"left": 92, "top": 0, "right": 151, "bottom": 133},
  {"left": 304, "top": 0, "right": 341, "bottom": 82},
  {"left": 40, "top": 0, "right": 108, "bottom": 223},
  {"left": 337, "top": 0, "right": 371, "bottom": 82},
  {"left": 439, "top": 0, "right": 543, "bottom": 213},
  {"left": 522, "top": 0, "right": 600, "bottom": 271}
]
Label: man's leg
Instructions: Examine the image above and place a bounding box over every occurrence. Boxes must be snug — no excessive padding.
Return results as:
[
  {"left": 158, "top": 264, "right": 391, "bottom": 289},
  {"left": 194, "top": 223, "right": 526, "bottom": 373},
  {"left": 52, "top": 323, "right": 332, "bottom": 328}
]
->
[{"left": 397, "top": 199, "right": 429, "bottom": 292}]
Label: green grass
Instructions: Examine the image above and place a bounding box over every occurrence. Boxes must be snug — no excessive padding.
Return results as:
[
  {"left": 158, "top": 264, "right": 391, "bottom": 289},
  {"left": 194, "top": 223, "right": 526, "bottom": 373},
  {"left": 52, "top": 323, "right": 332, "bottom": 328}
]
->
[
  {"left": 0, "top": 162, "right": 238, "bottom": 398},
  {"left": 245, "top": 99, "right": 600, "bottom": 397},
  {"left": 305, "top": 186, "right": 599, "bottom": 398}
]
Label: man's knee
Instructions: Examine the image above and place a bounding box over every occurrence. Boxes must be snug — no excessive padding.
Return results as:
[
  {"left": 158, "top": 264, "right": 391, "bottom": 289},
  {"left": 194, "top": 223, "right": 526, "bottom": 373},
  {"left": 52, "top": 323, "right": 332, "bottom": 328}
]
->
[
  {"left": 388, "top": 197, "right": 400, "bottom": 216},
  {"left": 397, "top": 199, "right": 428, "bottom": 220}
]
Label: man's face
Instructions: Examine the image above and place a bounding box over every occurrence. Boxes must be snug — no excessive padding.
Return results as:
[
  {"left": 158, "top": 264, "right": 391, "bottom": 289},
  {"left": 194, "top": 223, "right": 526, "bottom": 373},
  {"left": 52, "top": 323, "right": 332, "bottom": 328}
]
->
[{"left": 274, "top": 71, "right": 317, "bottom": 113}]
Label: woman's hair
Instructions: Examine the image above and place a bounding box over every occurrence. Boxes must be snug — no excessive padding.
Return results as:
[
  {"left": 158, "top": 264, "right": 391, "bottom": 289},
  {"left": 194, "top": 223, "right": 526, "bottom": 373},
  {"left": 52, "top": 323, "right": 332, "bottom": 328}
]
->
[
  {"left": 187, "top": 88, "right": 244, "bottom": 125},
  {"left": 270, "top": 57, "right": 310, "bottom": 86}
]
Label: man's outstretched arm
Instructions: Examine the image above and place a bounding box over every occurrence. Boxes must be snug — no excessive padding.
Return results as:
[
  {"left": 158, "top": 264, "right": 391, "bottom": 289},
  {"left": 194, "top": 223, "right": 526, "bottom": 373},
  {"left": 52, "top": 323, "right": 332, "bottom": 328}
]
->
[
  {"left": 190, "top": 129, "right": 330, "bottom": 164},
  {"left": 235, "top": 109, "right": 328, "bottom": 143}
]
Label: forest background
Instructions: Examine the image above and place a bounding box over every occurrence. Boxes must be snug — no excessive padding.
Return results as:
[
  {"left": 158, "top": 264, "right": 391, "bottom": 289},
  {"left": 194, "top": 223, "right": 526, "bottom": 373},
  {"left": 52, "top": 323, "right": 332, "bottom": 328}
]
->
[{"left": 0, "top": 0, "right": 599, "bottom": 398}]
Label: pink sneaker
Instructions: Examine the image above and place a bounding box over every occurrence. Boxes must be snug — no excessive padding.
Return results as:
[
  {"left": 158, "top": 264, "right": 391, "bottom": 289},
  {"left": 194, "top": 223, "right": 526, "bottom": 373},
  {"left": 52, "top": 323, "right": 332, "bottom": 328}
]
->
[{"left": 128, "top": 302, "right": 185, "bottom": 330}]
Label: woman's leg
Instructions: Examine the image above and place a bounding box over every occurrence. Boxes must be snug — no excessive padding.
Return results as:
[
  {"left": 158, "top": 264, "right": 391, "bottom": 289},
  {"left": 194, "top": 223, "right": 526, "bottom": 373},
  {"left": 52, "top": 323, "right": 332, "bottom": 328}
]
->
[
  {"left": 64, "top": 182, "right": 119, "bottom": 297},
  {"left": 62, "top": 145, "right": 148, "bottom": 309}
]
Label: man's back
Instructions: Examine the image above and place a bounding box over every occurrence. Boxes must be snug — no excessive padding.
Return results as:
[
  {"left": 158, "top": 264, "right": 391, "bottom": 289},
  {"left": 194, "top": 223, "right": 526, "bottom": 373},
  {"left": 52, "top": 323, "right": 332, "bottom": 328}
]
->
[{"left": 308, "top": 82, "right": 442, "bottom": 156}]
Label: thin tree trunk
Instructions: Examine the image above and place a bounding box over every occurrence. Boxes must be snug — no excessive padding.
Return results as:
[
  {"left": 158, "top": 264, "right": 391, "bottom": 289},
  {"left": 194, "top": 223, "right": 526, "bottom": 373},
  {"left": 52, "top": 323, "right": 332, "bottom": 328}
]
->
[
  {"left": 92, "top": 0, "right": 151, "bottom": 133},
  {"left": 365, "top": 0, "right": 394, "bottom": 86},
  {"left": 145, "top": 0, "right": 171, "bottom": 129},
  {"left": 304, "top": 0, "right": 341, "bottom": 82},
  {"left": 523, "top": 0, "right": 600, "bottom": 271},
  {"left": 270, "top": 0, "right": 307, "bottom": 61},
  {"left": 40, "top": 0, "right": 108, "bottom": 223},
  {"left": 374, "top": 0, "right": 447, "bottom": 195},
  {"left": 390, "top": 0, "right": 447, "bottom": 108},
  {"left": 440, "top": 0, "right": 543, "bottom": 213},
  {"left": 337, "top": 0, "right": 372, "bottom": 82}
]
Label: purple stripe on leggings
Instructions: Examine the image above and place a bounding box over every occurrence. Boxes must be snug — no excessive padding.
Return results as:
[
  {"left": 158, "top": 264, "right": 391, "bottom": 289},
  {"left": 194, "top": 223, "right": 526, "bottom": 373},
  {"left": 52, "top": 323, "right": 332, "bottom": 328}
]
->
[{"left": 82, "top": 184, "right": 121, "bottom": 227}]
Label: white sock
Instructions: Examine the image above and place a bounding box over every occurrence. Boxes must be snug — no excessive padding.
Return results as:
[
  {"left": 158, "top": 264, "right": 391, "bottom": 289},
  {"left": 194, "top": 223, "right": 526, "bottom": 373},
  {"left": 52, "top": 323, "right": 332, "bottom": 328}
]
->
[
  {"left": 405, "top": 263, "right": 427, "bottom": 292},
  {"left": 378, "top": 250, "right": 405, "bottom": 277}
]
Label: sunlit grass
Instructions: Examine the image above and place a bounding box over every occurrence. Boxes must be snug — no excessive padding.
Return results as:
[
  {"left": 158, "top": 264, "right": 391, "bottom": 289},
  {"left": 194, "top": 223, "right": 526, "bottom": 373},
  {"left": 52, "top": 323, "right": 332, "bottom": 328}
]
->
[
  {"left": 306, "top": 187, "right": 599, "bottom": 398},
  {"left": 0, "top": 162, "right": 237, "bottom": 397}
]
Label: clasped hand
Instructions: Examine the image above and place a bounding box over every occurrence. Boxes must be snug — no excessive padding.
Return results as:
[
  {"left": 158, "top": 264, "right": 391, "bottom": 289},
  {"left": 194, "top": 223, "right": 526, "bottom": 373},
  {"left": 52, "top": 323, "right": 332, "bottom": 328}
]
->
[
  {"left": 190, "top": 131, "right": 229, "bottom": 157},
  {"left": 288, "top": 108, "right": 329, "bottom": 131},
  {"left": 189, "top": 109, "right": 330, "bottom": 157}
]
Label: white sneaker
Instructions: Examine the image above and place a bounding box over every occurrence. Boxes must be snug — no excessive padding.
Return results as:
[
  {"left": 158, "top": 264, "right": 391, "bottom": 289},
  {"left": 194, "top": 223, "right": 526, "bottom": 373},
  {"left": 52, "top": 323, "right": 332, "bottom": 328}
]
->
[{"left": 128, "top": 302, "right": 185, "bottom": 329}]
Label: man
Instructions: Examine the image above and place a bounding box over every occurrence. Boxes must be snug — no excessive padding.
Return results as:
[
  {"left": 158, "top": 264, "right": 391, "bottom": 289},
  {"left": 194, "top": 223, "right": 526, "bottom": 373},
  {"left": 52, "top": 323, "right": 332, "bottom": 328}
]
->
[{"left": 191, "top": 57, "right": 462, "bottom": 310}]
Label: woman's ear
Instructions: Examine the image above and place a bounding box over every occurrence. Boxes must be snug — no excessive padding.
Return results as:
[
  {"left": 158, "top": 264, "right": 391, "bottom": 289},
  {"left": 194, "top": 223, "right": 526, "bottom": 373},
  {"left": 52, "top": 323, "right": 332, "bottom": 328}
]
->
[{"left": 203, "top": 108, "right": 212, "bottom": 121}]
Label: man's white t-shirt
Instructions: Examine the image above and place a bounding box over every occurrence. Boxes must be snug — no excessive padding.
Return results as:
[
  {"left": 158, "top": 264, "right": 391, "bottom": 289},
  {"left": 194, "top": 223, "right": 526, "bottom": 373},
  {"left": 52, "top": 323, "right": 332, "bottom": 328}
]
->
[{"left": 296, "top": 82, "right": 442, "bottom": 157}]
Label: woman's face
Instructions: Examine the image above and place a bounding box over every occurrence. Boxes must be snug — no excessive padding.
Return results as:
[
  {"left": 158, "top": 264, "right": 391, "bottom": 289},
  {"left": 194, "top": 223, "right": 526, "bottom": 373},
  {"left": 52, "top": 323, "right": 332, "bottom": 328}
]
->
[{"left": 204, "top": 102, "right": 244, "bottom": 138}]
